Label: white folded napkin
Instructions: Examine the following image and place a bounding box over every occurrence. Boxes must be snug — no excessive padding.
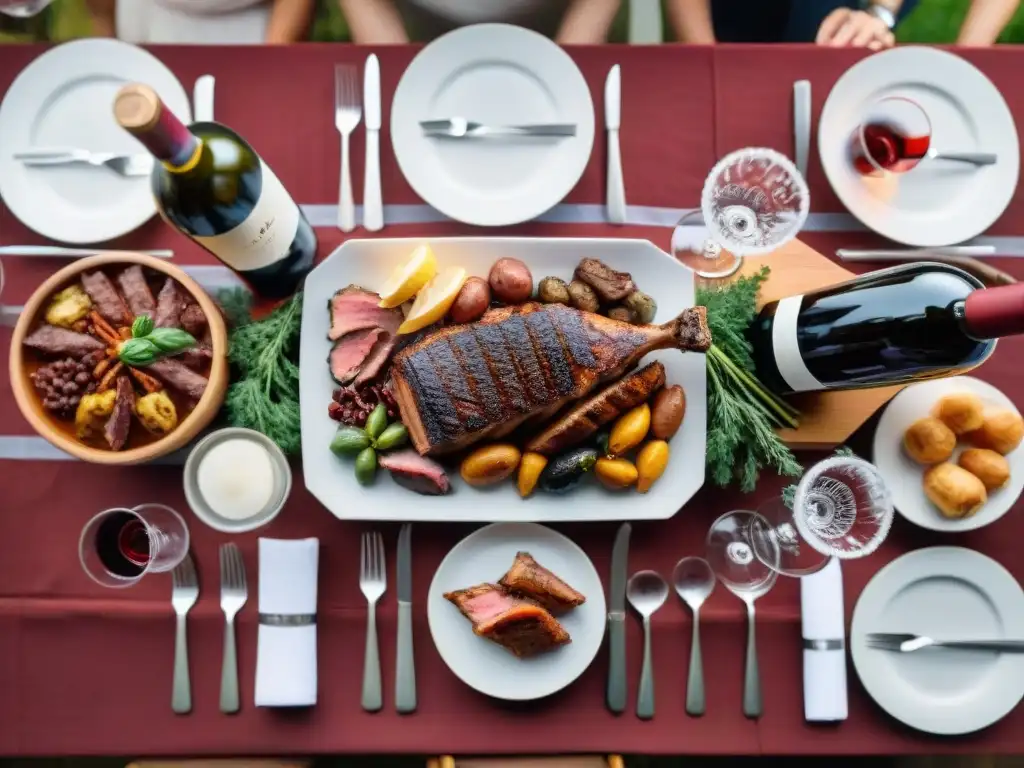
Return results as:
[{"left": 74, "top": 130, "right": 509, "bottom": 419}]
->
[
  {"left": 254, "top": 537, "right": 319, "bottom": 707},
  {"left": 801, "top": 557, "right": 848, "bottom": 721}
]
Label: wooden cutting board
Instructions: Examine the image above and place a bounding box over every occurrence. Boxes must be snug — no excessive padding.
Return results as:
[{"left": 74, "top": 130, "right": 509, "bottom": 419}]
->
[{"left": 737, "top": 239, "right": 903, "bottom": 450}]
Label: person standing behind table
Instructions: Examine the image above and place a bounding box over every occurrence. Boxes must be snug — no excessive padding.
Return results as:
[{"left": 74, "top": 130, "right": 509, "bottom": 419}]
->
[
  {"left": 339, "top": 0, "right": 622, "bottom": 43},
  {"left": 85, "top": 0, "right": 316, "bottom": 43},
  {"left": 666, "top": 0, "right": 1022, "bottom": 48}
]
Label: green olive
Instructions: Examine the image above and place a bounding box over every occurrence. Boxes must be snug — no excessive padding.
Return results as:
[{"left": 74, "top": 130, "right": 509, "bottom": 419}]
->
[
  {"left": 374, "top": 422, "right": 409, "bottom": 452},
  {"left": 355, "top": 447, "right": 378, "bottom": 485},
  {"left": 365, "top": 403, "right": 388, "bottom": 440}
]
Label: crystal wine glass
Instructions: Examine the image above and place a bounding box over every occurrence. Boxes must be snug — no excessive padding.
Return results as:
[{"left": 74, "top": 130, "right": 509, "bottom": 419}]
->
[
  {"left": 79, "top": 504, "right": 190, "bottom": 588},
  {"left": 0, "top": 0, "right": 54, "bottom": 16},
  {"left": 673, "top": 147, "right": 810, "bottom": 281}
]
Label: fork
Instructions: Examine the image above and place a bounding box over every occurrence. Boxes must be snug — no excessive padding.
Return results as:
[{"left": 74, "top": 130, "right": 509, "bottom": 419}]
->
[
  {"left": 334, "top": 64, "right": 362, "bottom": 233},
  {"left": 360, "top": 530, "right": 386, "bottom": 712},
  {"left": 171, "top": 553, "right": 199, "bottom": 714},
  {"left": 219, "top": 543, "right": 248, "bottom": 714},
  {"left": 867, "top": 633, "right": 1024, "bottom": 653}
]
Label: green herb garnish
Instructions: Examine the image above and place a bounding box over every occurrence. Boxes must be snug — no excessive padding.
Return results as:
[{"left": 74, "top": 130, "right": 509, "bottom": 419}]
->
[
  {"left": 697, "top": 267, "right": 802, "bottom": 491},
  {"left": 131, "top": 315, "right": 154, "bottom": 338},
  {"left": 118, "top": 321, "right": 196, "bottom": 366},
  {"left": 221, "top": 290, "right": 303, "bottom": 456}
]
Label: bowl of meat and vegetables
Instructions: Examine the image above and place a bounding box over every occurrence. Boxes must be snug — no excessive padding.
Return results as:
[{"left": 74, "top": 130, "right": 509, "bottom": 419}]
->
[{"left": 9, "top": 252, "right": 228, "bottom": 464}]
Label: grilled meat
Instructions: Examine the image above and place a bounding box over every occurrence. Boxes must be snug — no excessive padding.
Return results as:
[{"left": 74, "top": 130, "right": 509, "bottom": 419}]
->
[
  {"left": 377, "top": 450, "right": 450, "bottom": 495},
  {"left": 574, "top": 258, "right": 636, "bottom": 303},
  {"left": 526, "top": 362, "right": 665, "bottom": 455},
  {"left": 148, "top": 359, "right": 208, "bottom": 401},
  {"left": 328, "top": 285, "right": 402, "bottom": 341},
  {"left": 329, "top": 328, "right": 384, "bottom": 385},
  {"left": 116, "top": 265, "right": 156, "bottom": 319},
  {"left": 444, "top": 583, "right": 522, "bottom": 625},
  {"left": 103, "top": 376, "right": 135, "bottom": 451},
  {"left": 498, "top": 552, "right": 586, "bottom": 614},
  {"left": 392, "top": 302, "right": 710, "bottom": 456},
  {"left": 473, "top": 603, "right": 571, "bottom": 658},
  {"left": 180, "top": 303, "right": 208, "bottom": 337},
  {"left": 180, "top": 344, "right": 213, "bottom": 371},
  {"left": 23, "top": 325, "right": 105, "bottom": 357},
  {"left": 154, "top": 278, "right": 187, "bottom": 328},
  {"left": 81, "top": 270, "right": 131, "bottom": 326}
]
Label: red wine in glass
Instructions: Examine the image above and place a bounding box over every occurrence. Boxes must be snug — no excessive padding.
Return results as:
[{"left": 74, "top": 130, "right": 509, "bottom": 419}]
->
[
  {"left": 95, "top": 510, "right": 151, "bottom": 578},
  {"left": 855, "top": 122, "right": 931, "bottom": 175}
]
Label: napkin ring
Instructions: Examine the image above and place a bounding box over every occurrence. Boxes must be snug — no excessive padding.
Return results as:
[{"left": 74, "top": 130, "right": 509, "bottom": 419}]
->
[
  {"left": 259, "top": 613, "right": 316, "bottom": 627},
  {"left": 803, "top": 638, "right": 844, "bottom": 651}
]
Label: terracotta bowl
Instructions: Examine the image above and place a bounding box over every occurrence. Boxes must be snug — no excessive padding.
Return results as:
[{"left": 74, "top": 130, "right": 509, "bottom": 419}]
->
[{"left": 9, "top": 252, "right": 229, "bottom": 465}]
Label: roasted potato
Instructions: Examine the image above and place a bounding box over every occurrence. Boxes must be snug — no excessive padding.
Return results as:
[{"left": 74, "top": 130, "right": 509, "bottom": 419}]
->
[
  {"left": 448, "top": 277, "right": 491, "bottom": 324},
  {"left": 537, "top": 277, "right": 571, "bottom": 305},
  {"left": 75, "top": 389, "right": 117, "bottom": 440},
  {"left": 488, "top": 258, "right": 533, "bottom": 304},
  {"left": 568, "top": 280, "right": 600, "bottom": 313},
  {"left": 607, "top": 306, "right": 635, "bottom": 323},
  {"left": 135, "top": 391, "right": 178, "bottom": 435},
  {"left": 45, "top": 285, "right": 93, "bottom": 328}
]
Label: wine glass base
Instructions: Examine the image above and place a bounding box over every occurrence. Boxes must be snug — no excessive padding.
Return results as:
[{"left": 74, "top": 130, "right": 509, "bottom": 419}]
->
[{"left": 671, "top": 210, "right": 744, "bottom": 281}]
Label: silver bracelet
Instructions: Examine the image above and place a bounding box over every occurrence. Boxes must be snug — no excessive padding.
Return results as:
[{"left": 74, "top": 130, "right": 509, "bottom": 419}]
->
[{"left": 866, "top": 4, "right": 897, "bottom": 29}]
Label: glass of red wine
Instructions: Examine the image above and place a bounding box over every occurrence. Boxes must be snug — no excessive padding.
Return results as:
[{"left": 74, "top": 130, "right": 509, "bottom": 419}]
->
[
  {"left": 853, "top": 95, "right": 932, "bottom": 176},
  {"left": 79, "top": 504, "right": 190, "bottom": 588}
]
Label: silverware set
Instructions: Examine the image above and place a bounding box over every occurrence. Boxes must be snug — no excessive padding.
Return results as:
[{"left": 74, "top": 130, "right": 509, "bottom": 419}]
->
[
  {"left": 360, "top": 524, "right": 416, "bottom": 713},
  {"left": 169, "top": 544, "right": 249, "bottom": 715},
  {"left": 335, "top": 56, "right": 384, "bottom": 233}
]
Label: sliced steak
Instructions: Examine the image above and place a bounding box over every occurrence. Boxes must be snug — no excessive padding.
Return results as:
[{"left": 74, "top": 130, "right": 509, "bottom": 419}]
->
[
  {"left": 328, "top": 285, "right": 402, "bottom": 341},
  {"left": 116, "top": 265, "right": 156, "bottom": 319},
  {"left": 154, "top": 278, "right": 188, "bottom": 328},
  {"left": 180, "top": 303, "right": 207, "bottom": 337},
  {"left": 443, "top": 583, "right": 520, "bottom": 627},
  {"left": 103, "top": 376, "right": 135, "bottom": 451},
  {"left": 81, "top": 271, "right": 131, "bottom": 326},
  {"left": 377, "top": 449, "right": 450, "bottom": 495},
  {"left": 328, "top": 328, "right": 384, "bottom": 385},
  {"left": 473, "top": 603, "right": 571, "bottom": 658},
  {"left": 148, "top": 358, "right": 208, "bottom": 401},
  {"left": 498, "top": 552, "right": 586, "bottom": 614},
  {"left": 180, "top": 344, "right": 213, "bottom": 371},
  {"left": 23, "top": 325, "right": 105, "bottom": 357}
]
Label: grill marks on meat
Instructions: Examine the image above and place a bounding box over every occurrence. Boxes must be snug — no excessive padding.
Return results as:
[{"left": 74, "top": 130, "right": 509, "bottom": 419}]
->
[
  {"left": 81, "top": 271, "right": 131, "bottom": 326},
  {"left": 154, "top": 278, "right": 188, "bottom": 328},
  {"left": 527, "top": 362, "right": 666, "bottom": 455},
  {"left": 499, "top": 552, "right": 586, "bottom": 614},
  {"left": 148, "top": 359, "right": 208, "bottom": 401},
  {"left": 104, "top": 376, "right": 135, "bottom": 451},
  {"left": 393, "top": 302, "right": 710, "bottom": 456},
  {"left": 23, "top": 326, "right": 105, "bottom": 357},
  {"left": 117, "top": 266, "right": 156, "bottom": 319}
]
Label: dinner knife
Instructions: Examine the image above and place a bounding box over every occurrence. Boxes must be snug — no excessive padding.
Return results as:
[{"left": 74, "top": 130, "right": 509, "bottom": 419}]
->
[
  {"left": 605, "top": 64, "right": 626, "bottom": 225},
  {"left": 395, "top": 522, "right": 416, "bottom": 713},
  {"left": 363, "top": 54, "right": 383, "bottom": 232},
  {"left": 0, "top": 246, "right": 173, "bottom": 258},
  {"left": 837, "top": 245, "right": 996, "bottom": 261},
  {"left": 607, "top": 522, "right": 631, "bottom": 714},
  {"left": 793, "top": 80, "right": 811, "bottom": 179}
]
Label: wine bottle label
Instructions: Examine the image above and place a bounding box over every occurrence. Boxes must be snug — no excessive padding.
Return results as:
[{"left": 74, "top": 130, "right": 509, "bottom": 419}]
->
[
  {"left": 771, "top": 295, "right": 827, "bottom": 393},
  {"left": 193, "top": 160, "right": 300, "bottom": 272}
]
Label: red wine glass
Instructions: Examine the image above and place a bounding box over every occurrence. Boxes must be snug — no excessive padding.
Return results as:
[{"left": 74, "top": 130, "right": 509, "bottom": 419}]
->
[
  {"left": 853, "top": 96, "right": 932, "bottom": 176},
  {"left": 79, "top": 504, "right": 190, "bottom": 588}
]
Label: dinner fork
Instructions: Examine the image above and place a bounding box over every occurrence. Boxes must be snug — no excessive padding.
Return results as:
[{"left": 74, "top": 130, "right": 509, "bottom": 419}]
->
[
  {"left": 171, "top": 553, "right": 199, "bottom": 715},
  {"left": 219, "top": 543, "right": 247, "bottom": 714},
  {"left": 867, "top": 633, "right": 1024, "bottom": 653},
  {"left": 334, "top": 64, "right": 362, "bottom": 233},
  {"left": 360, "top": 530, "right": 386, "bottom": 712}
]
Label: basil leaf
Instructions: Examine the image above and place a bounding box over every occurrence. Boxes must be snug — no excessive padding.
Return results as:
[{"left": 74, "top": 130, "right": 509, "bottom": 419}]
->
[
  {"left": 118, "top": 337, "right": 160, "bottom": 366},
  {"left": 146, "top": 327, "right": 197, "bottom": 354},
  {"left": 131, "top": 315, "right": 154, "bottom": 338}
]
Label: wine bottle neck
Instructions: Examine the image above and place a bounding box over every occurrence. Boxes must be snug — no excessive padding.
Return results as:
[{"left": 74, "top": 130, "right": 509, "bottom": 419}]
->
[
  {"left": 963, "top": 283, "right": 1024, "bottom": 340},
  {"left": 114, "top": 83, "right": 202, "bottom": 171}
]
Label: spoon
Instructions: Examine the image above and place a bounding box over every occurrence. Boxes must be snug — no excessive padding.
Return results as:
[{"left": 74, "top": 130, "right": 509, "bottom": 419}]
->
[
  {"left": 673, "top": 557, "right": 716, "bottom": 716},
  {"left": 723, "top": 569, "right": 777, "bottom": 719},
  {"left": 627, "top": 570, "right": 669, "bottom": 720}
]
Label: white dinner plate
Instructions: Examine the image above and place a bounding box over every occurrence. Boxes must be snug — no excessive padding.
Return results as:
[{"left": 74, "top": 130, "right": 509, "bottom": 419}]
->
[
  {"left": 390, "top": 23, "right": 595, "bottom": 227},
  {"left": 819, "top": 47, "right": 1018, "bottom": 246},
  {"left": 299, "top": 237, "right": 707, "bottom": 522},
  {"left": 427, "top": 522, "right": 606, "bottom": 700},
  {"left": 0, "top": 39, "right": 192, "bottom": 244},
  {"left": 872, "top": 376, "right": 1023, "bottom": 532},
  {"left": 851, "top": 547, "right": 1024, "bottom": 735}
]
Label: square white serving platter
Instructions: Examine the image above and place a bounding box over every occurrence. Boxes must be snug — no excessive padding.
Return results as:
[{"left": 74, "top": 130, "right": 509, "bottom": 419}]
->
[{"left": 299, "top": 237, "right": 707, "bottom": 522}]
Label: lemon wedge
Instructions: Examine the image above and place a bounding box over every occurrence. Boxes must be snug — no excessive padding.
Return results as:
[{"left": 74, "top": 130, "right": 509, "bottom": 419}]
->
[
  {"left": 398, "top": 266, "right": 467, "bottom": 334},
  {"left": 378, "top": 244, "right": 437, "bottom": 308}
]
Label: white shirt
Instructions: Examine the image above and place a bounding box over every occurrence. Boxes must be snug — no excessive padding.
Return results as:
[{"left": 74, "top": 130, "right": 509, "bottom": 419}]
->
[
  {"left": 403, "top": 0, "right": 552, "bottom": 24},
  {"left": 117, "top": 0, "right": 271, "bottom": 44}
]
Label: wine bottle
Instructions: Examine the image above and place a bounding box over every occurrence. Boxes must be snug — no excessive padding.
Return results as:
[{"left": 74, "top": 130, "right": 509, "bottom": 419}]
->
[
  {"left": 749, "top": 263, "right": 1024, "bottom": 395},
  {"left": 113, "top": 83, "right": 316, "bottom": 299}
]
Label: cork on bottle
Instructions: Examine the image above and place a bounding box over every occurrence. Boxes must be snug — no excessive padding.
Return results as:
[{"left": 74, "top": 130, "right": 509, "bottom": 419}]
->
[{"left": 114, "top": 84, "right": 161, "bottom": 132}]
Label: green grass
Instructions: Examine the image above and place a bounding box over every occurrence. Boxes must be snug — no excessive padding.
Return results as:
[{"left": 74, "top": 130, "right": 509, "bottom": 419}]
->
[{"left": 2, "top": 0, "right": 1024, "bottom": 45}]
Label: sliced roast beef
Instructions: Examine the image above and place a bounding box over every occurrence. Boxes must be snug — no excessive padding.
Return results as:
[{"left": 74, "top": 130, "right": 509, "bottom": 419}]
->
[
  {"left": 116, "top": 265, "right": 156, "bottom": 319},
  {"left": 328, "top": 285, "right": 402, "bottom": 341},
  {"left": 103, "top": 376, "right": 135, "bottom": 451},
  {"left": 180, "top": 303, "right": 207, "bottom": 337},
  {"left": 378, "top": 449, "right": 450, "bottom": 495},
  {"left": 148, "top": 358, "right": 208, "bottom": 401},
  {"left": 23, "top": 325, "right": 105, "bottom": 357},
  {"left": 180, "top": 344, "right": 213, "bottom": 371},
  {"left": 329, "top": 328, "right": 383, "bottom": 385},
  {"left": 444, "top": 584, "right": 520, "bottom": 626},
  {"left": 154, "top": 278, "right": 188, "bottom": 328},
  {"left": 81, "top": 271, "right": 131, "bottom": 326}
]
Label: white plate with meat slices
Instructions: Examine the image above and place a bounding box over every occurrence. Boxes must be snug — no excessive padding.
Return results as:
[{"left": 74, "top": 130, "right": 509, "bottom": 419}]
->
[
  {"left": 428, "top": 523, "right": 606, "bottom": 700},
  {"left": 299, "top": 237, "right": 707, "bottom": 521}
]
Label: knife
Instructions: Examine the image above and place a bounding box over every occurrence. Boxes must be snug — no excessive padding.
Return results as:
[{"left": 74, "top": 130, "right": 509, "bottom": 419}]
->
[
  {"left": 193, "top": 74, "right": 215, "bottom": 123},
  {"left": 605, "top": 64, "right": 626, "bottom": 225},
  {"left": 793, "top": 80, "right": 811, "bottom": 179},
  {"left": 607, "top": 522, "right": 631, "bottom": 714},
  {"left": 837, "top": 245, "right": 996, "bottom": 261},
  {"left": 395, "top": 522, "right": 416, "bottom": 713},
  {"left": 0, "top": 246, "right": 173, "bottom": 258},
  {"left": 363, "top": 54, "right": 383, "bottom": 232}
]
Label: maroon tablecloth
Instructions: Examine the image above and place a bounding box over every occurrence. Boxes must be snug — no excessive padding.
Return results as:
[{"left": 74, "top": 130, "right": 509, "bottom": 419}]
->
[{"left": 2, "top": 43, "right": 1024, "bottom": 758}]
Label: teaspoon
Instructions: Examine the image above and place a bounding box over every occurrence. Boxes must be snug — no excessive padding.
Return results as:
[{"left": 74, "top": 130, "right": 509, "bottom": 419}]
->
[
  {"left": 673, "top": 557, "right": 716, "bottom": 716},
  {"left": 627, "top": 570, "right": 669, "bottom": 720}
]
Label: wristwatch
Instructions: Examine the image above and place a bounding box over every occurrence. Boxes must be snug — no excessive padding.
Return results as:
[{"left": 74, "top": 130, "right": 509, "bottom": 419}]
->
[{"left": 863, "top": 2, "right": 897, "bottom": 29}]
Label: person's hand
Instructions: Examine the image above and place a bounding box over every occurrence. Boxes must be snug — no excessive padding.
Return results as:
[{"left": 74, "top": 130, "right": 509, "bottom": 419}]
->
[{"left": 816, "top": 8, "right": 895, "bottom": 50}]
